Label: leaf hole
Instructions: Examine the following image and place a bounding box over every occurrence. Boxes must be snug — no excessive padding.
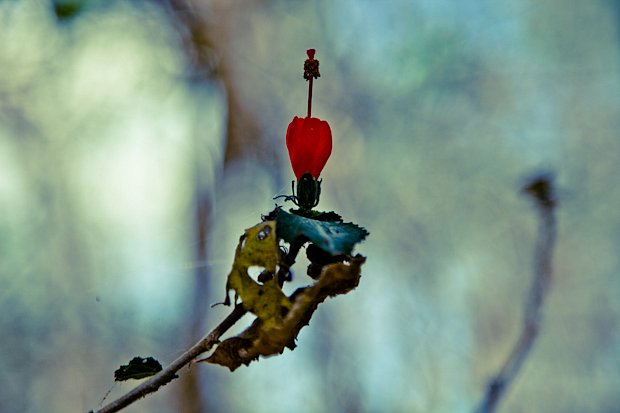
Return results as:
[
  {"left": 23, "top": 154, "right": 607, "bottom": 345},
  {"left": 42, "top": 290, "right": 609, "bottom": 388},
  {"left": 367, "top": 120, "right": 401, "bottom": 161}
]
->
[
  {"left": 257, "top": 225, "right": 271, "bottom": 241},
  {"left": 248, "top": 266, "right": 269, "bottom": 284}
]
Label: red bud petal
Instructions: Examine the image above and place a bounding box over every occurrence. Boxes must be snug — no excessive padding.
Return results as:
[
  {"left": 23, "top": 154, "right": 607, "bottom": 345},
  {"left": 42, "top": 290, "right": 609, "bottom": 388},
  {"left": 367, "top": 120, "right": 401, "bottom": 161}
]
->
[{"left": 286, "top": 116, "right": 332, "bottom": 180}]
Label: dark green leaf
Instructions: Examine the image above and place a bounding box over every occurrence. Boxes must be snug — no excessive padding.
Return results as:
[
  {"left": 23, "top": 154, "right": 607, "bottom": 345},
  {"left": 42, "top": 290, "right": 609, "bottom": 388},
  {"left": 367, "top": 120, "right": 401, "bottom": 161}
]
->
[
  {"left": 114, "top": 356, "right": 162, "bottom": 381},
  {"left": 274, "top": 208, "right": 368, "bottom": 255}
]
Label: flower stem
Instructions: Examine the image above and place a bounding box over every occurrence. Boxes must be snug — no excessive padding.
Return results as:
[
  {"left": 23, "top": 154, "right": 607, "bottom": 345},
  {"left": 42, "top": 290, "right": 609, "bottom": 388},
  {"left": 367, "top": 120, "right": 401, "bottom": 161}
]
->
[
  {"left": 303, "top": 49, "right": 319, "bottom": 118},
  {"left": 307, "top": 77, "right": 313, "bottom": 118}
]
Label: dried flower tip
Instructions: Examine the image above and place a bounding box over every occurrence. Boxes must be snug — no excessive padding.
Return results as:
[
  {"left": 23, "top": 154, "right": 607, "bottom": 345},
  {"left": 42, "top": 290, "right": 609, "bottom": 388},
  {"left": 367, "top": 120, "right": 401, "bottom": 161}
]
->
[
  {"left": 522, "top": 172, "right": 557, "bottom": 208},
  {"left": 304, "top": 49, "right": 320, "bottom": 80}
]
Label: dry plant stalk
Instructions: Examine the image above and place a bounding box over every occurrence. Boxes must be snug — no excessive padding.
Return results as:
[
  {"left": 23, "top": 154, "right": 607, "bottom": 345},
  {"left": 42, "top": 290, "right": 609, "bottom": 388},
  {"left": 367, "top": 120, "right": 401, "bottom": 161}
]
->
[{"left": 476, "top": 173, "right": 557, "bottom": 413}]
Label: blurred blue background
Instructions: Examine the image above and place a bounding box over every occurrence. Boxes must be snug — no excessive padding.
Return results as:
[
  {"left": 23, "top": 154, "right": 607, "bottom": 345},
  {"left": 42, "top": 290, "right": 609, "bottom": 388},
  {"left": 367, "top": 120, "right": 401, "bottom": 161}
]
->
[{"left": 1, "top": 0, "right": 619, "bottom": 412}]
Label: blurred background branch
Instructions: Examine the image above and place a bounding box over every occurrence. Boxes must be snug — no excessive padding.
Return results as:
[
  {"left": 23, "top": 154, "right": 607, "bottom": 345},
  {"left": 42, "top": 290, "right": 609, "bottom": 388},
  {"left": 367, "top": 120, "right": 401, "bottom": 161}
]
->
[{"left": 476, "top": 174, "right": 557, "bottom": 413}]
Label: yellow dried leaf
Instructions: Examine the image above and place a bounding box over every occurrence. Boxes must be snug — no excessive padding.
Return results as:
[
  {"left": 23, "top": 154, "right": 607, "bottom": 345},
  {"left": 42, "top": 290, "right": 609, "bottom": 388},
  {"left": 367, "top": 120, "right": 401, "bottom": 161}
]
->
[{"left": 224, "top": 221, "right": 291, "bottom": 328}]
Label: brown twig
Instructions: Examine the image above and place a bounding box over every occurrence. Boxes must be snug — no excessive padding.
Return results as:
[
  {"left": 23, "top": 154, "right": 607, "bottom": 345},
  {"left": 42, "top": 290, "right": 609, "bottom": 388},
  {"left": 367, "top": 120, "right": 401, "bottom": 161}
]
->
[
  {"left": 476, "top": 173, "right": 557, "bottom": 413},
  {"left": 90, "top": 304, "right": 246, "bottom": 413},
  {"left": 89, "top": 235, "right": 306, "bottom": 413}
]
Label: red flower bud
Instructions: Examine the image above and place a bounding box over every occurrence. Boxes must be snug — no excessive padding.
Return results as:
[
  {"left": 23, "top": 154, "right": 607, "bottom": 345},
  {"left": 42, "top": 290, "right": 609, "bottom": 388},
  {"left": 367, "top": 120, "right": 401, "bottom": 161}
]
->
[{"left": 286, "top": 116, "right": 332, "bottom": 180}]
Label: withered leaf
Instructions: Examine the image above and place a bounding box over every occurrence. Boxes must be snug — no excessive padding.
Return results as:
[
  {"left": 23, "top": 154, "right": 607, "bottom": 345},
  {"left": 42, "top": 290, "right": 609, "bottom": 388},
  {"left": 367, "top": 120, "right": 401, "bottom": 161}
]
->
[
  {"left": 223, "top": 221, "right": 291, "bottom": 328},
  {"left": 114, "top": 356, "right": 162, "bottom": 381},
  {"left": 204, "top": 256, "right": 365, "bottom": 371}
]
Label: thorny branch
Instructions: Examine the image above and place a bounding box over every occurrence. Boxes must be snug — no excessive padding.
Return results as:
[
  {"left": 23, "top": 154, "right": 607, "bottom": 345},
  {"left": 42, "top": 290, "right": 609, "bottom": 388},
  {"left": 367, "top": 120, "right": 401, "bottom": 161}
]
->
[
  {"left": 475, "top": 174, "right": 557, "bottom": 413},
  {"left": 204, "top": 255, "right": 365, "bottom": 370}
]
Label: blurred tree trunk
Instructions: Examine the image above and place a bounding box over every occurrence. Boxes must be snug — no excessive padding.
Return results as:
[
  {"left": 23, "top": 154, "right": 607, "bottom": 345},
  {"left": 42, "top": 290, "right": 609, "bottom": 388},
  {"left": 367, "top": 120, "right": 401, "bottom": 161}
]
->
[{"left": 160, "top": 1, "right": 275, "bottom": 411}]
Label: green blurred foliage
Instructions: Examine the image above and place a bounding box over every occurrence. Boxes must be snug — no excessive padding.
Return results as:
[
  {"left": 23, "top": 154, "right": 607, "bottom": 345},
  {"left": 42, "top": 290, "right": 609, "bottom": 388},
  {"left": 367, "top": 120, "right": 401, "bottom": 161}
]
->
[
  {"left": 0, "top": 0, "right": 618, "bottom": 412},
  {"left": 53, "top": 0, "right": 86, "bottom": 21}
]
